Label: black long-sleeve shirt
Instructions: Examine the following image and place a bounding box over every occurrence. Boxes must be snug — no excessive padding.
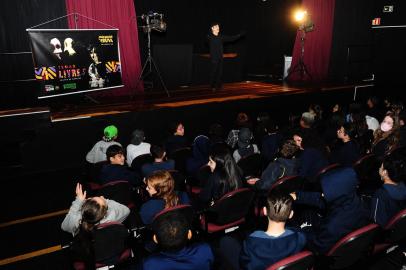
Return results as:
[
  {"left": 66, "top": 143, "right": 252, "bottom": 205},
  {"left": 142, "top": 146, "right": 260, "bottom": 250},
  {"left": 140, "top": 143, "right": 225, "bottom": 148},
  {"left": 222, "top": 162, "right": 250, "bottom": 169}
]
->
[{"left": 207, "top": 33, "right": 241, "bottom": 61}]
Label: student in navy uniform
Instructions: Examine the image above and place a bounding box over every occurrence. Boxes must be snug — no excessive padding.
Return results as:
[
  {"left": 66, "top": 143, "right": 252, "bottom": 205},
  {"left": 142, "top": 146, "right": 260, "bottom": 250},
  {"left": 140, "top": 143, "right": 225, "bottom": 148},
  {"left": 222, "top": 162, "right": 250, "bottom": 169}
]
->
[
  {"left": 142, "top": 145, "right": 175, "bottom": 178},
  {"left": 240, "top": 191, "right": 306, "bottom": 270},
  {"left": 99, "top": 145, "right": 140, "bottom": 186},
  {"left": 370, "top": 155, "right": 406, "bottom": 226},
  {"left": 329, "top": 123, "right": 361, "bottom": 167},
  {"left": 291, "top": 167, "right": 368, "bottom": 254},
  {"left": 142, "top": 211, "right": 214, "bottom": 270},
  {"left": 140, "top": 171, "right": 190, "bottom": 225}
]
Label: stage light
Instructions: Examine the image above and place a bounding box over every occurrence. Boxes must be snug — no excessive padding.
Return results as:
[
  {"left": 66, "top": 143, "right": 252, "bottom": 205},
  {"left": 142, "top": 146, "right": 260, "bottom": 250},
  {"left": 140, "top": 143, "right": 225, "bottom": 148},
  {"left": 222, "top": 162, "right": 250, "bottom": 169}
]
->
[
  {"left": 294, "top": 10, "right": 307, "bottom": 23},
  {"left": 293, "top": 9, "right": 314, "bottom": 33}
]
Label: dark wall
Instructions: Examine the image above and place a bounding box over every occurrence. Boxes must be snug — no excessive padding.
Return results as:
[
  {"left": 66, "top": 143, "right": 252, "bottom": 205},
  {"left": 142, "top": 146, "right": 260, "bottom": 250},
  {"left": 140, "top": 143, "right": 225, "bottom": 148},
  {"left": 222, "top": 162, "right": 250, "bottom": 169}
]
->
[
  {"left": 133, "top": 0, "right": 301, "bottom": 78},
  {"left": 328, "top": 0, "right": 374, "bottom": 83},
  {"left": 0, "top": 0, "right": 68, "bottom": 110}
]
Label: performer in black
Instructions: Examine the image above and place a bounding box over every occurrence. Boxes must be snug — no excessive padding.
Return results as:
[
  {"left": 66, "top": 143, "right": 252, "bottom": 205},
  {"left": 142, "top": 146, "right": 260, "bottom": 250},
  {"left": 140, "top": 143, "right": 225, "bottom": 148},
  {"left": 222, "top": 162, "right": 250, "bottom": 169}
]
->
[{"left": 208, "top": 23, "right": 243, "bottom": 91}]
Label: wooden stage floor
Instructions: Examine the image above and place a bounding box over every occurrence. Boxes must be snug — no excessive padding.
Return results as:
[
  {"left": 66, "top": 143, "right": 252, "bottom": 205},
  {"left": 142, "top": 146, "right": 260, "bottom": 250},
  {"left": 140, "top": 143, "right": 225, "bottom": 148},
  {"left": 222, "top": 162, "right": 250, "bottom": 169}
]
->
[{"left": 0, "top": 81, "right": 373, "bottom": 121}]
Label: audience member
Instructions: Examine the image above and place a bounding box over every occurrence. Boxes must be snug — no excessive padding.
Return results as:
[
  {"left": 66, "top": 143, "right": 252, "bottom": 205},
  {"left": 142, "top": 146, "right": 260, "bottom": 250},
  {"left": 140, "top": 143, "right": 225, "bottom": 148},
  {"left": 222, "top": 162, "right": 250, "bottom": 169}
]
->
[
  {"left": 240, "top": 191, "right": 306, "bottom": 270},
  {"left": 247, "top": 140, "right": 299, "bottom": 191},
  {"left": 186, "top": 135, "right": 211, "bottom": 176},
  {"left": 99, "top": 145, "right": 139, "bottom": 186},
  {"left": 226, "top": 112, "right": 251, "bottom": 149},
  {"left": 165, "top": 122, "right": 188, "bottom": 156},
  {"left": 139, "top": 171, "right": 190, "bottom": 225},
  {"left": 86, "top": 125, "right": 121, "bottom": 164},
  {"left": 233, "top": 127, "right": 260, "bottom": 163},
  {"left": 294, "top": 130, "right": 329, "bottom": 182},
  {"left": 329, "top": 123, "right": 360, "bottom": 167},
  {"left": 260, "top": 118, "right": 282, "bottom": 163},
  {"left": 126, "top": 129, "right": 151, "bottom": 166},
  {"left": 399, "top": 111, "right": 406, "bottom": 147},
  {"left": 291, "top": 167, "right": 368, "bottom": 254},
  {"left": 61, "top": 183, "right": 130, "bottom": 235},
  {"left": 199, "top": 145, "right": 243, "bottom": 205},
  {"left": 143, "top": 211, "right": 214, "bottom": 270},
  {"left": 208, "top": 123, "right": 225, "bottom": 145},
  {"left": 370, "top": 155, "right": 406, "bottom": 226},
  {"left": 142, "top": 145, "right": 175, "bottom": 177},
  {"left": 366, "top": 96, "right": 383, "bottom": 121},
  {"left": 372, "top": 113, "right": 400, "bottom": 158}
]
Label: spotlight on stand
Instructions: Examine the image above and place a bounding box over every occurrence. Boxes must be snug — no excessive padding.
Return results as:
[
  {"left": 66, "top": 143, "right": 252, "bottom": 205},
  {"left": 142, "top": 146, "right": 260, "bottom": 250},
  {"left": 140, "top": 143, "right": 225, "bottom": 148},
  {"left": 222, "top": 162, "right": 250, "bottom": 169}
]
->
[
  {"left": 286, "top": 9, "right": 315, "bottom": 81},
  {"left": 140, "top": 11, "right": 167, "bottom": 33},
  {"left": 293, "top": 10, "right": 314, "bottom": 33}
]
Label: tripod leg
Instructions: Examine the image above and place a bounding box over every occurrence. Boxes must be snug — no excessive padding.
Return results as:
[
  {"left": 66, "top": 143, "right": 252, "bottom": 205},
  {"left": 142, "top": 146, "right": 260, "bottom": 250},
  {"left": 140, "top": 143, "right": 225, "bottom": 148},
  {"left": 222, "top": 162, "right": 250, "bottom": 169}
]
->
[
  {"left": 150, "top": 57, "right": 170, "bottom": 97},
  {"left": 286, "top": 63, "right": 301, "bottom": 81},
  {"left": 134, "top": 57, "right": 152, "bottom": 90}
]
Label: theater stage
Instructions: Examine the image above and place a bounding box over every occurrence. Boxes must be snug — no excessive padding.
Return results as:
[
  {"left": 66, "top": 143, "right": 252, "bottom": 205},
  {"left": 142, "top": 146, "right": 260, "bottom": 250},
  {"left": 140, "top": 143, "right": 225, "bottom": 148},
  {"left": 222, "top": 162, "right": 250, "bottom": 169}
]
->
[{"left": 43, "top": 80, "right": 373, "bottom": 121}]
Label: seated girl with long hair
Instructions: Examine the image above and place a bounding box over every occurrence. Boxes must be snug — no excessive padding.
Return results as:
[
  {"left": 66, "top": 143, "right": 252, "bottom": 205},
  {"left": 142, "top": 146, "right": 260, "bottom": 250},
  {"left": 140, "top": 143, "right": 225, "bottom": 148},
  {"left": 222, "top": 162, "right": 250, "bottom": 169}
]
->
[
  {"left": 140, "top": 170, "right": 190, "bottom": 225},
  {"left": 61, "top": 183, "right": 130, "bottom": 269},
  {"left": 199, "top": 145, "right": 243, "bottom": 205}
]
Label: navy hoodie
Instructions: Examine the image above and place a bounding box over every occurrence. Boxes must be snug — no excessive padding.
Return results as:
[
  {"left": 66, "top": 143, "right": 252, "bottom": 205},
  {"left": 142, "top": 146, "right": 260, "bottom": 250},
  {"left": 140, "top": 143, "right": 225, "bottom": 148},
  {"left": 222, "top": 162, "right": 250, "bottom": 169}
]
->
[
  {"left": 370, "top": 182, "right": 406, "bottom": 227},
  {"left": 255, "top": 158, "right": 299, "bottom": 191},
  {"left": 298, "top": 147, "right": 329, "bottom": 182},
  {"left": 296, "top": 168, "right": 368, "bottom": 254},
  {"left": 99, "top": 164, "right": 139, "bottom": 186},
  {"left": 142, "top": 243, "right": 214, "bottom": 270},
  {"left": 240, "top": 229, "right": 306, "bottom": 270}
]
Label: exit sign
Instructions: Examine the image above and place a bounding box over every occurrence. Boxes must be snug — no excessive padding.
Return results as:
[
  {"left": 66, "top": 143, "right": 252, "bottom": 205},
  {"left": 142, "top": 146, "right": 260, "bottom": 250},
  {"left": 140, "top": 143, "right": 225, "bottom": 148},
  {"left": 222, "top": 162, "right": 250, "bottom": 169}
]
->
[{"left": 383, "top": 5, "right": 394, "bottom": 12}]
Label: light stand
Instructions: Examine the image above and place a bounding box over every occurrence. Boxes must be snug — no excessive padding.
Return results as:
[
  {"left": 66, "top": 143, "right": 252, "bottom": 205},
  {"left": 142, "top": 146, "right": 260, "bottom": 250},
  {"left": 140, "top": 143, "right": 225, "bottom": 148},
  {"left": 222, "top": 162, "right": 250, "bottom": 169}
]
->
[
  {"left": 287, "top": 29, "right": 312, "bottom": 81},
  {"left": 134, "top": 16, "right": 170, "bottom": 98}
]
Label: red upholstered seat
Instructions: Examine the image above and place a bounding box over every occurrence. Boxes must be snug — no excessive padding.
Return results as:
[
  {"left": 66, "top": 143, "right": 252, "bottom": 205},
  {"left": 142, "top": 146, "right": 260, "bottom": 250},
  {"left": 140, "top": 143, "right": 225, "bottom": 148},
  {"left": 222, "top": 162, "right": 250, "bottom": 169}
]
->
[
  {"left": 266, "top": 251, "right": 314, "bottom": 270},
  {"left": 324, "top": 223, "right": 380, "bottom": 269}
]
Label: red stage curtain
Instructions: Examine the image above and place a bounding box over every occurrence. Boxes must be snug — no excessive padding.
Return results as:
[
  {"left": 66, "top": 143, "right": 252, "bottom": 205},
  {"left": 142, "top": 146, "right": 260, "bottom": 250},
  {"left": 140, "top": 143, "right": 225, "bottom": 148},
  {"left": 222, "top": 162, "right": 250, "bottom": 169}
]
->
[
  {"left": 65, "top": 0, "right": 143, "bottom": 96},
  {"left": 289, "top": 0, "right": 335, "bottom": 82}
]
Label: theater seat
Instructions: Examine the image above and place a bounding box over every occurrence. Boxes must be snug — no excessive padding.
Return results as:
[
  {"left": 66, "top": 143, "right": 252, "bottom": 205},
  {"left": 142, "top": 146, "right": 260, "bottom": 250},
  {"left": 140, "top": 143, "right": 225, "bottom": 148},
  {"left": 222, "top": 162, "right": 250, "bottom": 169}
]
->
[
  {"left": 266, "top": 251, "right": 314, "bottom": 270},
  {"left": 201, "top": 188, "right": 254, "bottom": 234},
  {"left": 72, "top": 222, "right": 132, "bottom": 270},
  {"left": 324, "top": 223, "right": 380, "bottom": 269},
  {"left": 237, "top": 153, "right": 262, "bottom": 179},
  {"left": 374, "top": 208, "right": 406, "bottom": 254}
]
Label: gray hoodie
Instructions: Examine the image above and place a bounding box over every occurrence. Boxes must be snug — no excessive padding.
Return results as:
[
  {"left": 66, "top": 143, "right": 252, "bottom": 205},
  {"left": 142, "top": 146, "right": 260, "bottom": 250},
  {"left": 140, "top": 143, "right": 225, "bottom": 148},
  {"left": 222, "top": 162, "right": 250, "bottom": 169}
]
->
[{"left": 61, "top": 197, "right": 130, "bottom": 235}]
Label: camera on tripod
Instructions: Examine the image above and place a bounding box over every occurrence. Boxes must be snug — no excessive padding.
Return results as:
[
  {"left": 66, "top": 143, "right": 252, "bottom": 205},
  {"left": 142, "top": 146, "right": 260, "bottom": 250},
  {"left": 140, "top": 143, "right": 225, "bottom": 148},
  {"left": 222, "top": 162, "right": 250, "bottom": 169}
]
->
[{"left": 140, "top": 11, "right": 167, "bottom": 33}]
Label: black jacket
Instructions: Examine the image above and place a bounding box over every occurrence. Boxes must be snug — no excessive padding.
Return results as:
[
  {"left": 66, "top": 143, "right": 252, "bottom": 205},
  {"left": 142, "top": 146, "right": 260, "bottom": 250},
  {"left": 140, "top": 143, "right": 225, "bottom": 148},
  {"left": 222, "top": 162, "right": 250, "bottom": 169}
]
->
[
  {"left": 208, "top": 33, "right": 241, "bottom": 61},
  {"left": 296, "top": 168, "right": 368, "bottom": 254}
]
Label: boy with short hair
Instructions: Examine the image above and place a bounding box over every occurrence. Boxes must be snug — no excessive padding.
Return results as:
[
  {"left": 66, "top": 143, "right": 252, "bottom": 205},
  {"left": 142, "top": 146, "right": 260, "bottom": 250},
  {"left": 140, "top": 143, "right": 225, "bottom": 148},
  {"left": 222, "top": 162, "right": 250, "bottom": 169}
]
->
[
  {"left": 141, "top": 144, "right": 175, "bottom": 177},
  {"left": 143, "top": 211, "right": 214, "bottom": 270},
  {"left": 240, "top": 191, "right": 306, "bottom": 270},
  {"left": 86, "top": 125, "right": 121, "bottom": 164},
  {"left": 99, "top": 145, "right": 139, "bottom": 186}
]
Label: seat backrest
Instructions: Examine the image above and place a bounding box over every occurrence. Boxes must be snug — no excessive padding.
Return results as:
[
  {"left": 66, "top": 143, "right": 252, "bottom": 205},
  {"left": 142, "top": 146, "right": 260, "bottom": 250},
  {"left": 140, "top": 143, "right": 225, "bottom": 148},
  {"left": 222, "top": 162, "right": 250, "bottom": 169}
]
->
[
  {"left": 208, "top": 188, "right": 255, "bottom": 225},
  {"left": 384, "top": 208, "right": 406, "bottom": 243},
  {"left": 195, "top": 165, "right": 211, "bottom": 187},
  {"left": 315, "top": 163, "right": 340, "bottom": 181},
  {"left": 152, "top": 204, "right": 195, "bottom": 225},
  {"left": 93, "top": 222, "right": 130, "bottom": 263},
  {"left": 237, "top": 153, "right": 262, "bottom": 178},
  {"left": 168, "top": 170, "right": 187, "bottom": 191},
  {"left": 326, "top": 223, "right": 380, "bottom": 269},
  {"left": 88, "top": 160, "right": 108, "bottom": 183},
  {"left": 96, "top": 181, "right": 134, "bottom": 208},
  {"left": 266, "top": 251, "right": 314, "bottom": 270},
  {"left": 353, "top": 154, "right": 380, "bottom": 183},
  {"left": 131, "top": 153, "right": 153, "bottom": 172},
  {"left": 270, "top": 175, "right": 304, "bottom": 193},
  {"left": 170, "top": 147, "right": 192, "bottom": 173}
]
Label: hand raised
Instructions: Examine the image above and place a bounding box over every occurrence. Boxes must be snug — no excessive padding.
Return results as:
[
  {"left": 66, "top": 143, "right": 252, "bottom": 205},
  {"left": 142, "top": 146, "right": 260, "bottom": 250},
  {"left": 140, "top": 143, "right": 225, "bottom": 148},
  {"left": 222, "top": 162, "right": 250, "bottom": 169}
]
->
[{"left": 75, "top": 183, "right": 87, "bottom": 201}]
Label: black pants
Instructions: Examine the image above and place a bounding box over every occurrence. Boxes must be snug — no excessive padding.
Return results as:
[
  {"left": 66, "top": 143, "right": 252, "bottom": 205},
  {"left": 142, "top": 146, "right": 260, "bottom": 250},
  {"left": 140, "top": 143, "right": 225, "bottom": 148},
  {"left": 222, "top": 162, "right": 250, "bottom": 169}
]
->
[{"left": 210, "top": 59, "right": 223, "bottom": 89}]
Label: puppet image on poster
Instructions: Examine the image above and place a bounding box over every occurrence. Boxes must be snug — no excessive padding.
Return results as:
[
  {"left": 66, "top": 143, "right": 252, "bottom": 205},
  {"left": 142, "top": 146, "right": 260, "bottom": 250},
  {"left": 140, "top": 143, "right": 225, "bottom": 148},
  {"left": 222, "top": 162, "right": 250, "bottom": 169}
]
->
[
  {"left": 50, "top": 38, "right": 63, "bottom": 61},
  {"left": 88, "top": 46, "right": 107, "bottom": 88}
]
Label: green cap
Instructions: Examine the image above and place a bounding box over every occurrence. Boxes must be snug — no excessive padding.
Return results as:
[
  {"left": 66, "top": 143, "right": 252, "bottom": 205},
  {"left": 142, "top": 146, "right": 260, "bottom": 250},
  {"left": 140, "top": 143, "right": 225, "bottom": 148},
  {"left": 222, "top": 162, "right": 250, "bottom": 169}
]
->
[{"left": 104, "top": 125, "right": 118, "bottom": 140}]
